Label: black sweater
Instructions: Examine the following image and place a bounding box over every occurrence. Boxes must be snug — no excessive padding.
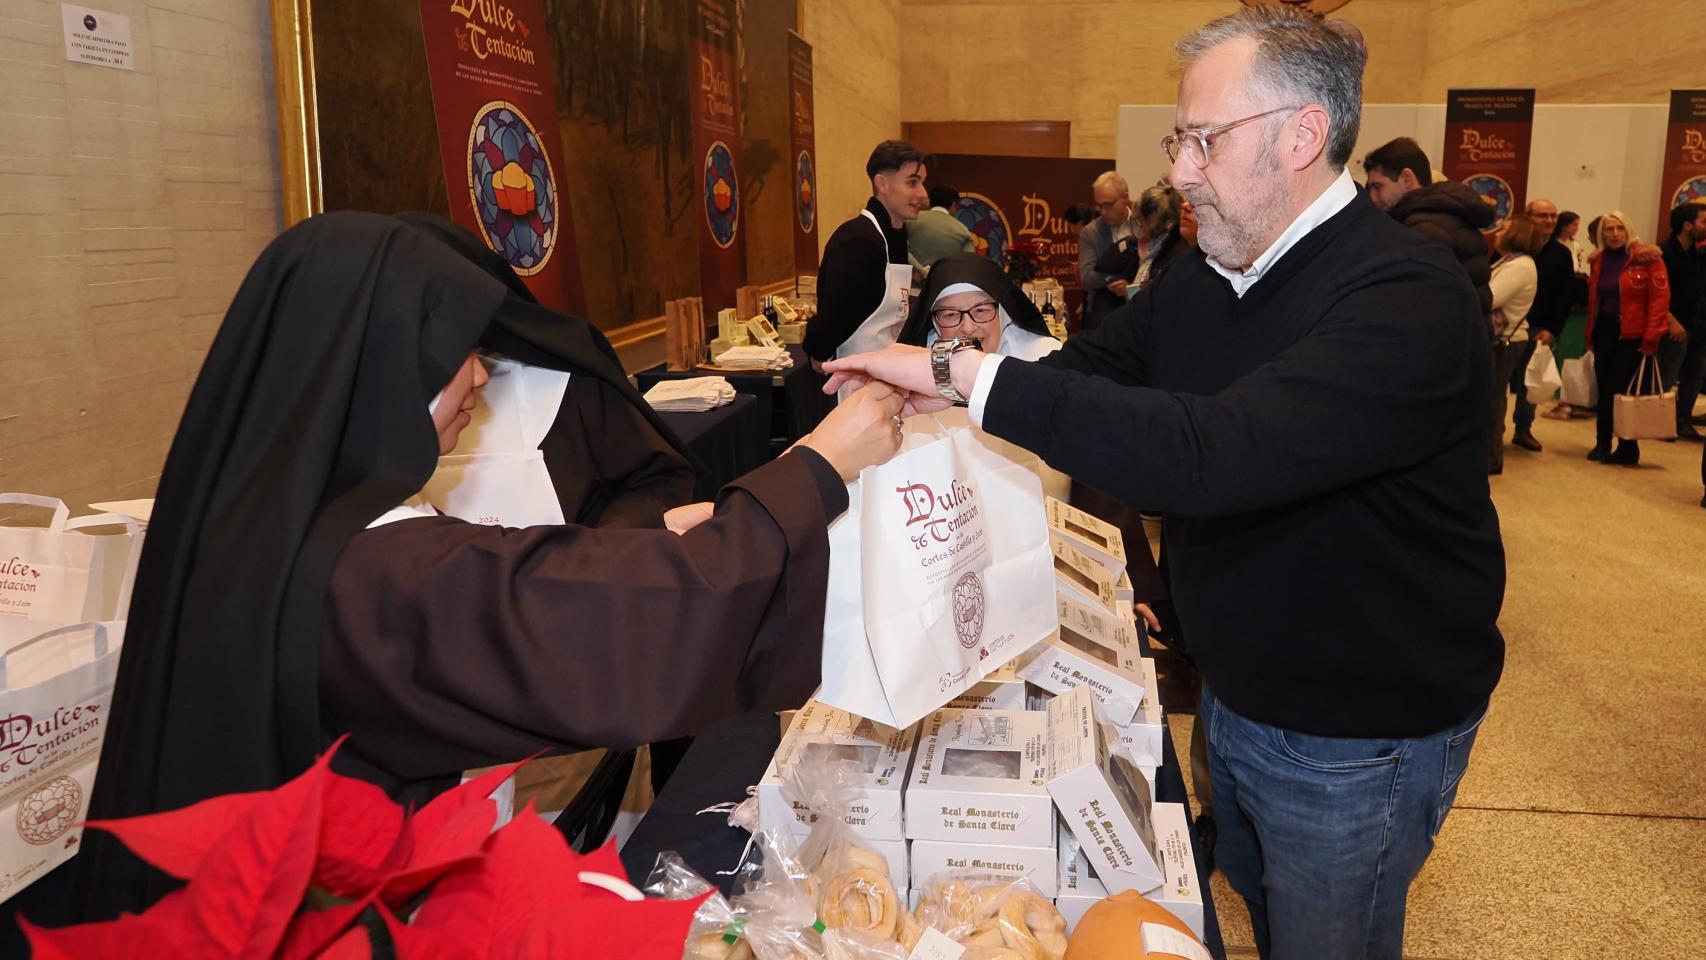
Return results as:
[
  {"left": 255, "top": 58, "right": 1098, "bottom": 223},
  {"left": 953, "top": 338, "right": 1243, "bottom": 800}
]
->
[
  {"left": 983, "top": 190, "right": 1505, "bottom": 739},
  {"left": 804, "top": 197, "right": 909, "bottom": 361}
]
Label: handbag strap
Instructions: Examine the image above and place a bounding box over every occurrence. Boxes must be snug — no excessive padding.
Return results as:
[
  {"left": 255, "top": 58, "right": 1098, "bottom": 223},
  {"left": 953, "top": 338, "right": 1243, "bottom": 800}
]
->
[
  {"left": 1624, "top": 354, "right": 1667, "bottom": 396},
  {"left": 0, "top": 494, "right": 70, "bottom": 532},
  {"left": 0, "top": 621, "right": 110, "bottom": 691}
]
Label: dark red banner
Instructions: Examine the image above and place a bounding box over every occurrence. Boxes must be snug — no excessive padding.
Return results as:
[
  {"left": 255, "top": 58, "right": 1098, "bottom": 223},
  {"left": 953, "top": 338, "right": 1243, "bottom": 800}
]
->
[
  {"left": 1442, "top": 88, "right": 1534, "bottom": 235},
  {"left": 689, "top": 0, "right": 744, "bottom": 315},
  {"left": 787, "top": 31, "right": 818, "bottom": 277},
  {"left": 1657, "top": 90, "right": 1706, "bottom": 239},
  {"left": 417, "top": 0, "right": 584, "bottom": 313},
  {"left": 923, "top": 153, "right": 1113, "bottom": 325}
]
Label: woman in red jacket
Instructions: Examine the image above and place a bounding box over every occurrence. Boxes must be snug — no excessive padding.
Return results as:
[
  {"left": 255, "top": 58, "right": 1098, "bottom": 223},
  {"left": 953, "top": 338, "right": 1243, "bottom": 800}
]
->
[{"left": 1586, "top": 211, "right": 1671, "bottom": 464}]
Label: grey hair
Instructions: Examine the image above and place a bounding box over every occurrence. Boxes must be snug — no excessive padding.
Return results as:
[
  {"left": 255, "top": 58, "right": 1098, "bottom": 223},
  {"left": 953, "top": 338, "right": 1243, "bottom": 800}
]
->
[
  {"left": 1176, "top": 6, "right": 1367, "bottom": 170},
  {"left": 1092, "top": 170, "right": 1129, "bottom": 196}
]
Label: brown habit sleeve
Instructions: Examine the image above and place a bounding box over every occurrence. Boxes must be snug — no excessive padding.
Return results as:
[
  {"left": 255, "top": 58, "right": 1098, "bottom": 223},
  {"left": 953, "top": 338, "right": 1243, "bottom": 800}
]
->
[{"left": 321, "top": 449, "right": 845, "bottom": 783}]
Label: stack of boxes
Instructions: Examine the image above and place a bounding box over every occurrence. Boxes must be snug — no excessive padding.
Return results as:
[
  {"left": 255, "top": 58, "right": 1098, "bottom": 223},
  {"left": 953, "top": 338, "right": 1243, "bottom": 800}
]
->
[{"left": 755, "top": 497, "right": 1201, "bottom": 936}]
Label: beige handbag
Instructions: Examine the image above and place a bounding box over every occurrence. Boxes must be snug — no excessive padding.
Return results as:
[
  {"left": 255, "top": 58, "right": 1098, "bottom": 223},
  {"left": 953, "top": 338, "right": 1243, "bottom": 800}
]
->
[{"left": 1613, "top": 354, "right": 1677, "bottom": 441}]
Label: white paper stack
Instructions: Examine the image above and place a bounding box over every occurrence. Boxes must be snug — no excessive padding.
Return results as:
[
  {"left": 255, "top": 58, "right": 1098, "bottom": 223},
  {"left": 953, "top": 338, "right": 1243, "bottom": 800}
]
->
[
  {"left": 643, "top": 376, "right": 736, "bottom": 412},
  {"left": 713, "top": 345, "right": 794, "bottom": 371}
]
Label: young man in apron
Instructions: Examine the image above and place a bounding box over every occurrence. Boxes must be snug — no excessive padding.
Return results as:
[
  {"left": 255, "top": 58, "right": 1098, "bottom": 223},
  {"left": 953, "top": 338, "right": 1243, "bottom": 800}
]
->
[{"left": 804, "top": 140, "right": 928, "bottom": 385}]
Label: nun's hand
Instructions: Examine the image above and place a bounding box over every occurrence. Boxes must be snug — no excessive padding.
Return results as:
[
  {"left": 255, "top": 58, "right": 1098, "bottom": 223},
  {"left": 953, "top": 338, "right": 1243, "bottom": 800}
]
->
[
  {"left": 800, "top": 382, "right": 907, "bottom": 482},
  {"left": 663, "top": 501, "right": 714, "bottom": 535}
]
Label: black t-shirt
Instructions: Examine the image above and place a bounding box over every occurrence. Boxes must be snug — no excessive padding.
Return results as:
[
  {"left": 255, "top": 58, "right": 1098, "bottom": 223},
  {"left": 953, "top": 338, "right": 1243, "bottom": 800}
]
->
[{"left": 804, "top": 197, "right": 908, "bottom": 361}]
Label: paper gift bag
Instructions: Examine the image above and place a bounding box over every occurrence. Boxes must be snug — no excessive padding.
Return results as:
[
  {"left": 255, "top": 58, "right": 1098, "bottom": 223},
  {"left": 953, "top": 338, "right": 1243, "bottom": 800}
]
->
[
  {"left": 421, "top": 357, "right": 571, "bottom": 528},
  {"left": 1614, "top": 355, "right": 1677, "bottom": 441},
  {"left": 817, "top": 418, "right": 1056, "bottom": 728},
  {"left": 0, "top": 495, "right": 143, "bottom": 622},
  {"left": 1524, "top": 342, "right": 1564, "bottom": 405},
  {"left": 0, "top": 621, "right": 125, "bottom": 903},
  {"left": 1560, "top": 353, "right": 1596, "bottom": 408}
]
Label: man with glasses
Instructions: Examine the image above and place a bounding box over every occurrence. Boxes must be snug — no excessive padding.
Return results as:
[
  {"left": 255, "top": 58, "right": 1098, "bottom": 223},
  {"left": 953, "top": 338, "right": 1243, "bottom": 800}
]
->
[
  {"left": 1079, "top": 170, "right": 1136, "bottom": 329},
  {"left": 826, "top": 8, "right": 1504, "bottom": 957}
]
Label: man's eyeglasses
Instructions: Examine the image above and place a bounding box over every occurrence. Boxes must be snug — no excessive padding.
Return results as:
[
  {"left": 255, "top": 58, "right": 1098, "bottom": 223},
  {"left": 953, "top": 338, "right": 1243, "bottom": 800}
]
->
[
  {"left": 933, "top": 301, "right": 1000, "bottom": 329},
  {"left": 1161, "top": 106, "right": 1298, "bottom": 167},
  {"left": 1095, "top": 198, "right": 1127, "bottom": 212}
]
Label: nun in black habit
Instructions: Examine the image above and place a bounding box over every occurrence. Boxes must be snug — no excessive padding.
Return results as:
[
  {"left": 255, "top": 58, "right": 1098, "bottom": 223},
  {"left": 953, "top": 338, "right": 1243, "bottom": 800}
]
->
[{"left": 69, "top": 211, "right": 903, "bottom": 921}]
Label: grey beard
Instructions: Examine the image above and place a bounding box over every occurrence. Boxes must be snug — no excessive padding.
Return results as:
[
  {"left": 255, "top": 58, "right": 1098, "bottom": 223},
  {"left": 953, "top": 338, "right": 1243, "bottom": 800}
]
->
[{"left": 1190, "top": 151, "right": 1291, "bottom": 271}]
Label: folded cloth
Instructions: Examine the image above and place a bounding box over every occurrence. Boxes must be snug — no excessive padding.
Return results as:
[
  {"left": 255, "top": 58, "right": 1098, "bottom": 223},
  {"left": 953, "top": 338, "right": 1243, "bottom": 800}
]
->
[
  {"left": 712, "top": 345, "right": 793, "bottom": 371},
  {"left": 643, "top": 376, "right": 737, "bottom": 412}
]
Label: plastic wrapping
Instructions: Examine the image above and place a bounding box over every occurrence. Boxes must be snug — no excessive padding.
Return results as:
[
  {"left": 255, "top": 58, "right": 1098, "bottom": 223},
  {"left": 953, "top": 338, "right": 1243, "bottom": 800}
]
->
[
  {"left": 908, "top": 874, "right": 1068, "bottom": 960},
  {"left": 646, "top": 852, "right": 751, "bottom": 960},
  {"left": 787, "top": 746, "right": 907, "bottom": 945}
]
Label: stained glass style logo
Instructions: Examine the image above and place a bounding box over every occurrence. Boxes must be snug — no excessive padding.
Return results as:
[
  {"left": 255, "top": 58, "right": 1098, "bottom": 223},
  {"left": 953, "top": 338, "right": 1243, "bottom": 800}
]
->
[
  {"left": 704, "top": 141, "right": 740, "bottom": 248},
  {"left": 796, "top": 150, "right": 817, "bottom": 233},
  {"left": 1463, "top": 174, "right": 1514, "bottom": 234},
  {"left": 1672, "top": 176, "right": 1706, "bottom": 210},
  {"left": 950, "top": 192, "right": 1012, "bottom": 263},
  {"left": 466, "top": 100, "right": 557, "bottom": 275}
]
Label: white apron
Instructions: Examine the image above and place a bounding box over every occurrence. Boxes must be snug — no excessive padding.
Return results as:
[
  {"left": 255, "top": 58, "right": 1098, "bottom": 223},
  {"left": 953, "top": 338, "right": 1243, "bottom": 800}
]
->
[
  {"left": 419, "top": 356, "right": 572, "bottom": 528},
  {"left": 834, "top": 209, "right": 912, "bottom": 362}
]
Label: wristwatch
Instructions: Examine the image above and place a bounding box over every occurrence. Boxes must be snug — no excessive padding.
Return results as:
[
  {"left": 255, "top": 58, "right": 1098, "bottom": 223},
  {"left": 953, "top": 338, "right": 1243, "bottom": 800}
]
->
[{"left": 931, "top": 336, "right": 984, "bottom": 403}]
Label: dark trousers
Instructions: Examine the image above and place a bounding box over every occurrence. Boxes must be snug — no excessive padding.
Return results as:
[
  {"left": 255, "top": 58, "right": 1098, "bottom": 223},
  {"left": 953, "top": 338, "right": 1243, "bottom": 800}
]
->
[
  {"left": 1489, "top": 339, "right": 1528, "bottom": 470},
  {"left": 1593, "top": 333, "right": 1644, "bottom": 452},
  {"left": 1509, "top": 338, "right": 1541, "bottom": 432},
  {"left": 1677, "top": 331, "right": 1706, "bottom": 429}
]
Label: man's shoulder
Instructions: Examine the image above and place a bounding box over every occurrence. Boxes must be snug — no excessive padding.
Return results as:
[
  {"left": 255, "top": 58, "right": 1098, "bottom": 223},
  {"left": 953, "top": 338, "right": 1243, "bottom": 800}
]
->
[
  {"left": 1079, "top": 220, "right": 1106, "bottom": 243},
  {"left": 824, "top": 212, "right": 880, "bottom": 251}
]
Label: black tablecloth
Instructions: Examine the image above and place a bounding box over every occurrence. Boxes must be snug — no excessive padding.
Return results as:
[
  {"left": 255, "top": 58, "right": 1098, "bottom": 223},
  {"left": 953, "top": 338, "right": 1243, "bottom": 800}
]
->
[
  {"left": 620, "top": 661, "right": 1227, "bottom": 957},
  {"left": 638, "top": 345, "right": 834, "bottom": 451},
  {"left": 657, "top": 393, "right": 768, "bottom": 494}
]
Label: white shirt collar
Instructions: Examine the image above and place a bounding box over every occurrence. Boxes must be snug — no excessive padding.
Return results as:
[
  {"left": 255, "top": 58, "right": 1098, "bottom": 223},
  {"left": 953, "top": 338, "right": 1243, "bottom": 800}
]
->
[{"left": 1206, "top": 168, "right": 1357, "bottom": 298}]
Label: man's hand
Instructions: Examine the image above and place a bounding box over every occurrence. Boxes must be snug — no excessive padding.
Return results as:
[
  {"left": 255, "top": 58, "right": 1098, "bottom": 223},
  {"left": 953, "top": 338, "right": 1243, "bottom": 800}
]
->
[
  {"left": 823, "top": 344, "right": 988, "bottom": 415},
  {"left": 663, "top": 502, "right": 714, "bottom": 535},
  {"left": 1668, "top": 316, "right": 1688, "bottom": 343},
  {"left": 1535, "top": 329, "right": 1554, "bottom": 346},
  {"left": 1134, "top": 603, "right": 1162, "bottom": 634},
  {"left": 1107, "top": 278, "right": 1129, "bottom": 298}
]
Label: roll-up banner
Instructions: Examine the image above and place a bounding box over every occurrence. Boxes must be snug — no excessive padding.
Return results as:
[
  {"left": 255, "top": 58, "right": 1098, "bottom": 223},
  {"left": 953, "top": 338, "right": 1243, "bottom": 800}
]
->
[
  {"left": 1443, "top": 88, "right": 1534, "bottom": 235},
  {"left": 787, "top": 31, "right": 819, "bottom": 276},
  {"left": 690, "top": 0, "right": 746, "bottom": 315},
  {"left": 1657, "top": 90, "right": 1706, "bottom": 237},
  {"left": 419, "top": 0, "right": 585, "bottom": 313}
]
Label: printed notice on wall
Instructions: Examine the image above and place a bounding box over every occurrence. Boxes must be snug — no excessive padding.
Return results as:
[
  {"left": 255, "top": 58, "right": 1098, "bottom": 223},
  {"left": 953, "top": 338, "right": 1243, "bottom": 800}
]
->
[{"left": 62, "top": 5, "right": 134, "bottom": 71}]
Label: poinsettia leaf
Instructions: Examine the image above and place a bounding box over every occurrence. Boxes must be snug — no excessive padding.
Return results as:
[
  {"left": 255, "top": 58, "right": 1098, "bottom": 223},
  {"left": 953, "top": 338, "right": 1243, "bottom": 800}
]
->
[
  {"left": 316, "top": 924, "right": 375, "bottom": 960},
  {"left": 500, "top": 894, "right": 709, "bottom": 960},
  {"left": 19, "top": 891, "right": 192, "bottom": 959},
  {"left": 378, "top": 759, "right": 529, "bottom": 906},
  {"left": 315, "top": 771, "right": 407, "bottom": 897},
  {"left": 84, "top": 789, "right": 268, "bottom": 880},
  {"left": 380, "top": 903, "right": 477, "bottom": 960},
  {"left": 179, "top": 750, "right": 330, "bottom": 957},
  {"left": 576, "top": 839, "right": 630, "bottom": 891},
  {"left": 275, "top": 894, "right": 375, "bottom": 960},
  {"left": 406, "top": 801, "right": 588, "bottom": 951}
]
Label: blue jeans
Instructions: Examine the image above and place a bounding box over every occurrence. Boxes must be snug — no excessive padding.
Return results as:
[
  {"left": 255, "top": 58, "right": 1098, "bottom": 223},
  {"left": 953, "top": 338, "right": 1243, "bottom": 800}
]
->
[{"left": 1202, "top": 686, "right": 1486, "bottom": 960}]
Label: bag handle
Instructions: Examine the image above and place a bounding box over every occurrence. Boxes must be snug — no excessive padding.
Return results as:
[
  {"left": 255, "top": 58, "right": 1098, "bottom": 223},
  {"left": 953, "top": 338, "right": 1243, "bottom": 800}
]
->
[
  {"left": 63, "top": 512, "right": 144, "bottom": 535},
  {"left": 0, "top": 494, "right": 70, "bottom": 533},
  {"left": 1624, "top": 354, "right": 1667, "bottom": 396},
  {"left": 0, "top": 621, "right": 110, "bottom": 691}
]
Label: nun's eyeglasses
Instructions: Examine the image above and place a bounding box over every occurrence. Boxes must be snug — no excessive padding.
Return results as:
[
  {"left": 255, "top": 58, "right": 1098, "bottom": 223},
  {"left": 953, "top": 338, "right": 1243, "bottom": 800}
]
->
[{"left": 932, "top": 300, "right": 999, "bottom": 329}]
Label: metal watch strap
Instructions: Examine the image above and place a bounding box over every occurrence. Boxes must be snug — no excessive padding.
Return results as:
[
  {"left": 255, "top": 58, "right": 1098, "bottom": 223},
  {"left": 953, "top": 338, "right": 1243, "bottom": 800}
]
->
[{"left": 932, "top": 336, "right": 982, "bottom": 403}]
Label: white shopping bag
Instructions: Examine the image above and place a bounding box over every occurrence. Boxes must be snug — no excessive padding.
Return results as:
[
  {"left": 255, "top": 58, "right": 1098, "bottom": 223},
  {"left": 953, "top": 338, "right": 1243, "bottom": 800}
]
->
[
  {"left": 0, "top": 621, "right": 124, "bottom": 902},
  {"left": 1561, "top": 353, "right": 1596, "bottom": 408},
  {"left": 0, "top": 495, "right": 144, "bottom": 622},
  {"left": 421, "top": 356, "right": 571, "bottom": 527},
  {"left": 816, "top": 418, "right": 1056, "bottom": 728},
  {"left": 1524, "top": 342, "right": 1564, "bottom": 404}
]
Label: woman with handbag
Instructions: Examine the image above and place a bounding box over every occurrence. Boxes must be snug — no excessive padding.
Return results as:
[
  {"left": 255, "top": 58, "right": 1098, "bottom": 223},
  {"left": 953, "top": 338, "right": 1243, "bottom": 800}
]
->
[
  {"left": 1586, "top": 212, "right": 1672, "bottom": 465},
  {"left": 1487, "top": 214, "right": 1548, "bottom": 474}
]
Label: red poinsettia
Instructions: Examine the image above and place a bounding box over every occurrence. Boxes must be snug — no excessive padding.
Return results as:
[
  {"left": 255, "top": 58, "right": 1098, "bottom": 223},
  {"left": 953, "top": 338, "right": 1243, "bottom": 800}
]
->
[{"left": 21, "top": 740, "right": 707, "bottom": 959}]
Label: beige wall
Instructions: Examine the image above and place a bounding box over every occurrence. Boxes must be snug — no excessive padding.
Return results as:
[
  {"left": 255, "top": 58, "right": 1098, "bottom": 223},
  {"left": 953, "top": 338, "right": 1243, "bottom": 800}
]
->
[
  {"left": 803, "top": 0, "right": 903, "bottom": 252},
  {"left": 899, "top": 0, "right": 1706, "bottom": 159},
  {"left": 0, "top": 0, "right": 281, "bottom": 512}
]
